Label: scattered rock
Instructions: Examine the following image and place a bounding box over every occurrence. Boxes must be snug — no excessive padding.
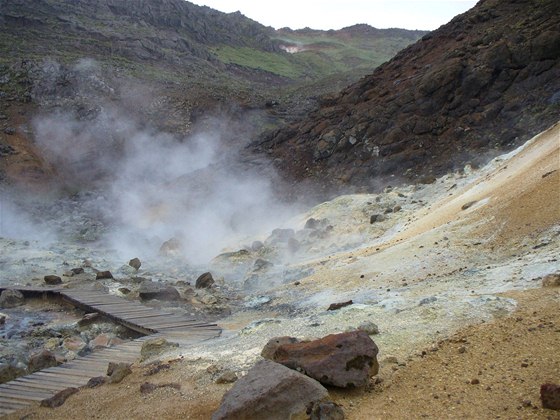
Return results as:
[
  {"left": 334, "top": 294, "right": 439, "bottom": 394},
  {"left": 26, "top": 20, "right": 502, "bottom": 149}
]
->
[
  {"left": 393, "top": 205, "right": 402, "bottom": 212},
  {"left": 77, "top": 313, "right": 101, "bottom": 327},
  {"left": 308, "top": 401, "right": 345, "bottom": 420},
  {"left": 212, "top": 359, "right": 328, "bottom": 420},
  {"left": 542, "top": 273, "right": 560, "bottom": 287},
  {"left": 128, "top": 257, "right": 141, "bottom": 270},
  {"left": 327, "top": 300, "right": 353, "bottom": 311},
  {"left": 3, "top": 127, "right": 15, "bottom": 135},
  {"left": 63, "top": 336, "right": 87, "bottom": 353},
  {"left": 304, "top": 218, "right": 319, "bottom": 229},
  {"left": 262, "top": 336, "right": 302, "bottom": 360},
  {"left": 107, "top": 362, "right": 132, "bottom": 384},
  {"left": 140, "top": 382, "right": 181, "bottom": 394},
  {"left": 357, "top": 321, "right": 379, "bottom": 335},
  {"left": 159, "top": 237, "right": 182, "bottom": 256},
  {"left": 0, "top": 289, "right": 24, "bottom": 308},
  {"left": 71, "top": 267, "right": 84, "bottom": 275},
  {"left": 140, "top": 338, "right": 179, "bottom": 362},
  {"left": 215, "top": 370, "right": 238, "bottom": 384},
  {"left": 89, "top": 333, "right": 111, "bottom": 350},
  {"left": 419, "top": 296, "right": 437, "bottom": 306},
  {"left": 0, "top": 313, "right": 6, "bottom": 325},
  {"left": 541, "top": 383, "right": 560, "bottom": 410},
  {"left": 461, "top": 201, "right": 477, "bottom": 210},
  {"left": 270, "top": 331, "right": 379, "bottom": 388},
  {"left": 118, "top": 287, "right": 131, "bottom": 295},
  {"left": 195, "top": 272, "right": 215, "bottom": 289},
  {"left": 28, "top": 349, "right": 58, "bottom": 373},
  {"left": 85, "top": 376, "right": 107, "bottom": 388},
  {"left": 138, "top": 281, "right": 181, "bottom": 301},
  {"left": 44, "top": 275, "right": 62, "bottom": 285},
  {"left": 0, "top": 363, "right": 26, "bottom": 384},
  {"left": 96, "top": 270, "right": 113, "bottom": 280},
  {"left": 369, "top": 214, "right": 384, "bottom": 224},
  {"left": 40, "top": 387, "right": 79, "bottom": 408}
]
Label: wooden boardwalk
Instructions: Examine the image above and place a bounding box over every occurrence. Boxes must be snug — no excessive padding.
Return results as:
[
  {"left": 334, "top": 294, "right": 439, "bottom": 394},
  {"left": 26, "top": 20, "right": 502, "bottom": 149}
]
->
[{"left": 0, "top": 286, "right": 221, "bottom": 416}]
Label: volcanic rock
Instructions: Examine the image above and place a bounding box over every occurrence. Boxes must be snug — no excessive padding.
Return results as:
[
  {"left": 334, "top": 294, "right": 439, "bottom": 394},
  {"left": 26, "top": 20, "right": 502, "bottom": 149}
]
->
[
  {"left": 0, "top": 363, "right": 26, "bottom": 384},
  {"left": 215, "top": 370, "right": 238, "bottom": 384},
  {"left": 195, "top": 272, "right": 215, "bottom": 289},
  {"left": 85, "top": 376, "right": 108, "bottom": 388},
  {"left": 140, "top": 338, "right": 179, "bottom": 362},
  {"left": 96, "top": 270, "right": 113, "bottom": 280},
  {"left": 128, "top": 257, "right": 141, "bottom": 270},
  {"left": 138, "top": 281, "right": 181, "bottom": 301},
  {"left": 269, "top": 331, "right": 379, "bottom": 388},
  {"left": 309, "top": 401, "right": 345, "bottom": 420},
  {"left": 370, "top": 214, "right": 384, "bottom": 224},
  {"left": 71, "top": 267, "right": 84, "bottom": 275},
  {"left": 542, "top": 273, "right": 560, "bottom": 287},
  {"left": 0, "top": 289, "right": 24, "bottom": 308},
  {"left": 0, "top": 313, "right": 6, "bottom": 325},
  {"left": 265, "top": 228, "right": 295, "bottom": 245},
  {"left": 541, "top": 383, "right": 560, "bottom": 410},
  {"left": 261, "top": 336, "right": 301, "bottom": 360},
  {"left": 28, "top": 349, "right": 58, "bottom": 373},
  {"left": 40, "top": 387, "right": 79, "bottom": 408},
  {"left": 44, "top": 275, "right": 62, "bottom": 285},
  {"left": 212, "top": 359, "right": 328, "bottom": 420},
  {"left": 107, "top": 362, "right": 132, "bottom": 384},
  {"left": 327, "top": 300, "right": 353, "bottom": 311}
]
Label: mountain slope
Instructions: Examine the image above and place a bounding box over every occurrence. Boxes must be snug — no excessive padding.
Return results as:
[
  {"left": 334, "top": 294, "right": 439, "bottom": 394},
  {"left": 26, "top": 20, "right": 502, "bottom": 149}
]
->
[{"left": 256, "top": 0, "right": 560, "bottom": 195}]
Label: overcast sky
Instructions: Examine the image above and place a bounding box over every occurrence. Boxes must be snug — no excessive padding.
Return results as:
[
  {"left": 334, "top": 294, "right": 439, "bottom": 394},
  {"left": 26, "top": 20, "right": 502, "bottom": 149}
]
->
[{"left": 188, "top": 0, "right": 479, "bottom": 31}]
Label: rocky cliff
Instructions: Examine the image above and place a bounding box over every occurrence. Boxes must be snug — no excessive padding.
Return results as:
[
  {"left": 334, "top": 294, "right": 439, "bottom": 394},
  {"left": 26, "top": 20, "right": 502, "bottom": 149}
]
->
[{"left": 256, "top": 0, "right": 560, "bottom": 195}]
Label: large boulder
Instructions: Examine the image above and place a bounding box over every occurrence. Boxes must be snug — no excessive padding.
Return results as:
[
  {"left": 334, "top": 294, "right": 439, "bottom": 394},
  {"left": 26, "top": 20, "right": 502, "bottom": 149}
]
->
[
  {"left": 138, "top": 281, "right": 181, "bottom": 301},
  {"left": 195, "top": 272, "right": 215, "bottom": 289},
  {"left": 0, "top": 289, "right": 24, "bottom": 308},
  {"left": 266, "top": 331, "right": 379, "bottom": 388},
  {"left": 212, "top": 359, "right": 328, "bottom": 420},
  {"left": 28, "top": 350, "right": 58, "bottom": 373}
]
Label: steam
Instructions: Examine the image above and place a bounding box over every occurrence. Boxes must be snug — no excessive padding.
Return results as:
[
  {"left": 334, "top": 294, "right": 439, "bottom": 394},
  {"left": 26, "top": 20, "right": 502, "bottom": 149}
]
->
[{"left": 27, "top": 60, "right": 298, "bottom": 265}]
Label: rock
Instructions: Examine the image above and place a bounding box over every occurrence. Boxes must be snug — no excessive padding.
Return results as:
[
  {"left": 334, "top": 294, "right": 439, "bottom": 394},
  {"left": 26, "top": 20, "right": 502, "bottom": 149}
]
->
[
  {"left": 327, "top": 300, "right": 353, "bottom": 311},
  {"left": 304, "top": 218, "right": 319, "bottom": 229},
  {"left": 159, "top": 237, "right": 182, "bottom": 256},
  {"left": 96, "top": 270, "right": 113, "bottom": 280},
  {"left": 0, "top": 313, "right": 7, "bottom": 325},
  {"left": 309, "top": 401, "right": 345, "bottom": 420},
  {"left": 212, "top": 359, "right": 328, "bottom": 420},
  {"left": 140, "top": 382, "right": 180, "bottom": 394},
  {"left": 461, "top": 201, "right": 477, "bottom": 210},
  {"left": 0, "top": 363, "right": 26, "bottom": 384},
  {"left": 195, "top": 272, "right": 215, "bottom": 289},
  {"left": 261, "top": 336, "right": 301, "bottom": 360},
  {"left": 215, "top": 370, "right": 238, "bottom": 384},
  {"left": 63, "top": 336, "right": 87, "bottom": 353},
  {"left": 40, "top": 387, "right": 79, "bottom": 408},
  {"left": 541, "top": 383, "right": 560, "bottom": 410},
  {"left": 3, "top": 127, "right": 15, "bottom": 135},
  {"left": 357, "top": 321, "right": 379, "bottom": 335},
  {"left": 0, "top": 289, "right": 24, "bottom": 308},
  {"left": 89, "top": 333, "right": 111, "bottom": 350},
  {"left": 71, "top": 267, "right": 84, "bottom": 275},
  {"left": 138, "top": 281, "right": 181, "bottom": 301},
  {"left": 140, "top": 338, "right": 179, "bottom": 362},
  {"left": 28, "top": 349, "right": 58, "bottom": 373},
  {"left": 77, "top": 312, "right": 101, "bottom": 327},
  {"left": 265, "top": 228, "right": 295, "bottom": 245},
  {"left": 118, "top": 287, "right": 131, "bottom": 295},
  {"left": 393, "top": 205, "right": 402, "bottom": 212},
  {"left": 85, "top": 376, "right": 107, "bottom": 388},
  {"left": 253, "top": 259, "right": 273, "bottom": 271},
  {"left": 369, "top": 214, "right": 384, "bottom": 224},
  {"left": 44, "top": 275, "right": 62, "bottom": 285},
  {"left": 107, "top": 362, "right": 132, "bottom": 383},
  {"left": 128, "top": 257, "right": 141, "bottom": 270},
  {"left": 270, "top": 331, "right": 379, "bottom": 388},
  {"left": 542, "top": 273, "right": 560, "bottom": 287}
]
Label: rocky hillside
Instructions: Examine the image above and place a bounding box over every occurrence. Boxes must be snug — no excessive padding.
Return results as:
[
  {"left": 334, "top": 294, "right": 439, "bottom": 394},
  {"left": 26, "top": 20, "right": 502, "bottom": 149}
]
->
[{"left": 256, "top": 0, "right": 560, "bottom": 195}]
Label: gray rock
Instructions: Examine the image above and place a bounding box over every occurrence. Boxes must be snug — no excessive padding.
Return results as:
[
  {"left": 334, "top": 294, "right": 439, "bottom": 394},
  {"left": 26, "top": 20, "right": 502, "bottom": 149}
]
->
[
  {"left": 195, "top": 272, "right": 215, "bottom": 289},
  {"left": 44, "top": 275, "right": 62, "bottom": 285},
  {"left": 138, "top": 281, "right": 181, "bottom": 301},
  {"left": 28, "top": 349, "right": 58, "bottom": 373},
  {"left": 96, "top": 270, "right": 113, "bottom": 280},
  {"left": 128, "top": 257, "right": 141, "bottom": 270},
  {"left": 357, "top": 321, "right": 379, "bottom": 335},
  {"left": 0, "top": 289, "right": 24, "bottom": 308},
  {"left": 212, "top": 359, "right": 328, "bottom": 420},
  {"left": 369, "top": 214, "right": 384, "bottom": 224},
  {"left": 309, "top": 401, "right": 345, "bottom": 420},
  {"left": 265, "top": 228, "right": 295, "bottom": 245},
  {"left": 215, "top": 370, "right": 238, "bottom": 384},
  {"left": 107, "top": 362, "right": 132, "bottom": 383},
  {"left": 251, "top": 240, "right": 264, "bottom": 251},
  {"left": 140, "top": 338, "right": 179, "bottom": 362}
]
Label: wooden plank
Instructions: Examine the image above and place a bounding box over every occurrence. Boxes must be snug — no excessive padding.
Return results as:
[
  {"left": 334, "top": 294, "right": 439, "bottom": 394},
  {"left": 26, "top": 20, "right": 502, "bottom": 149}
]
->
[
  {"left": 0, "top": 396, "right": 31, "bottom": 406},
  {"left": 0, "top": 388, "right": 53, "bottom": 400},
  {"left": 17, "top": 375, "right": 85, "bottom": 387},
  {"left": 10, "top": 380, "right": 70, "bottom": 392}
]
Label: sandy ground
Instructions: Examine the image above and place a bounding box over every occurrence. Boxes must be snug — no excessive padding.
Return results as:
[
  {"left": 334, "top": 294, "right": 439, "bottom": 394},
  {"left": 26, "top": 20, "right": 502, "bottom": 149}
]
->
[{"left": 3, "top": 122, "right": 559, "bottom": 418}]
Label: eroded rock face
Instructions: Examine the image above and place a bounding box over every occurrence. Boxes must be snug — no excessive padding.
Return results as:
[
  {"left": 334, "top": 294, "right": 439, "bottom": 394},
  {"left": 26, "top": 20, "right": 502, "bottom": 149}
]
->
[
  {"left": 268, "top": 331, "right": 379, "bottom": 388},
  {"left": 212, "top": 359, "right": 328, "bottom": 420}
]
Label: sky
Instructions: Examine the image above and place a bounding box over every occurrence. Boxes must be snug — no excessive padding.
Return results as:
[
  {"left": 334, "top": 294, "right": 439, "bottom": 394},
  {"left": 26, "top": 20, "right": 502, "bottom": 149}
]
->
[{"left": 188, "top": 0, "right": 479, "bottom": 31}]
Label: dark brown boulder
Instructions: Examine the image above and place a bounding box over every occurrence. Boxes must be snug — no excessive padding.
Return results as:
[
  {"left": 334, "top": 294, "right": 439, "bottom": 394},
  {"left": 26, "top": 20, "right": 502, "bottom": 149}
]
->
[
  {"left": 107, "top": 362, "right": 132, "bottom": 384},
  {"left": 270, "top": 331, "right": 379, "bottom": 388},
  {"left": 138, "top": 281, "right": 181, "bottom": 301},
  {"left": 44, "top": 275, "right": 62, "bottom": 285},
  {"left": 28, "top": 350, "right": 58, "bottom": 373},
  {"left": 212, "top": 359, "right": 328, "bottom": 420},
  {"left": 128, "top": 257, "right": 141, "bottom": 270},
  {"left": 96, "top": 270, "right": 113, "bottom": 280},
  {"left": 195, "top": 272, "right": 215, "bottom": 289},
  {"left": 40, "top": 387, "right": 79, "bottom": 408},
  {"left": 541, "top": 383, "right": 560, "bottom": 410}
]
